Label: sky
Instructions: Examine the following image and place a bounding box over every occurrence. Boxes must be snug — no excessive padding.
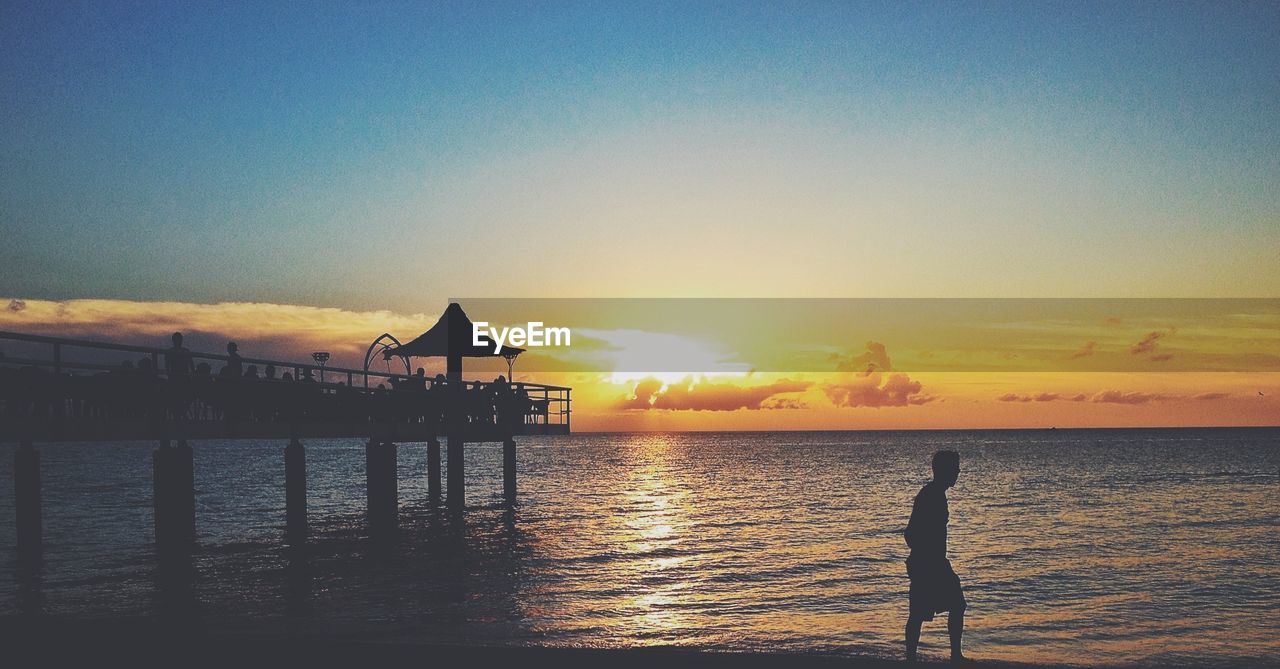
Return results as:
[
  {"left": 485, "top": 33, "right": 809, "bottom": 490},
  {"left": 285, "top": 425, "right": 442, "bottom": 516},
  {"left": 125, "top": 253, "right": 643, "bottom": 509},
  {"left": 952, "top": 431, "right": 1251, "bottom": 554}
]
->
[{"left": 2, "top": 2, "right": 1278, "bottom": 429}]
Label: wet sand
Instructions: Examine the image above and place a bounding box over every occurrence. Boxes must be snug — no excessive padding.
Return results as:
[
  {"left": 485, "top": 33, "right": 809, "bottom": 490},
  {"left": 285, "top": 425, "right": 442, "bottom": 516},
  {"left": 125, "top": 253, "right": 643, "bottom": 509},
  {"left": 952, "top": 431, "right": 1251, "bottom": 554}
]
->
[{"left": 3, "top": 617, "right": 1271, "bottom": 669}]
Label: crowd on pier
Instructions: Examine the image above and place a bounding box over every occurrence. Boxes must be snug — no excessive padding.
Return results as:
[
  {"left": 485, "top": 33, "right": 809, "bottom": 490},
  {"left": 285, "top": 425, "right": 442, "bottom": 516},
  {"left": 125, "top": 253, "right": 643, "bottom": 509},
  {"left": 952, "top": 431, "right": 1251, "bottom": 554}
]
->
[{"left": 0, "top": 332, "right": 551, "bottom": 430}]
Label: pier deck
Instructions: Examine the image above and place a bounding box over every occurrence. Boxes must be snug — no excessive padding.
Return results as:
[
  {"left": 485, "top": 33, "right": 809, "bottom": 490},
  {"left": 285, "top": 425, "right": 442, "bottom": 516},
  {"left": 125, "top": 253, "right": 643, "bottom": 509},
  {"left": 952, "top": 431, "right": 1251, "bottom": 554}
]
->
[
  {"left": 0, "top": 328, "right": 572, "bottom": 559},
  {"left": 0, "top": 329, "right": 571, "bottom": 442}
]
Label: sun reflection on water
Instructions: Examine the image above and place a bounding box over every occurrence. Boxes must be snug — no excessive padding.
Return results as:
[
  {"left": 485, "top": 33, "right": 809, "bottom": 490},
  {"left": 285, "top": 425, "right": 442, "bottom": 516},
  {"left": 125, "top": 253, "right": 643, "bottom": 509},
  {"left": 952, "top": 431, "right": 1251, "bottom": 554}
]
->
[{"left": 614, "top": 435, "right": 700, "bottom": 641}]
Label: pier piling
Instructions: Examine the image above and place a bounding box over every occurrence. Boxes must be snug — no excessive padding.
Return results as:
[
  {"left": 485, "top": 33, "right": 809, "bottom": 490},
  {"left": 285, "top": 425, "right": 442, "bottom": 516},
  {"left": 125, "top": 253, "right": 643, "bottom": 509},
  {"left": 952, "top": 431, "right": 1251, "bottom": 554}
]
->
[
  {"left": 503, "top": 438, "right": 517, "bottom": 504},
  {"left": 365, "top": 439, "right": 398, "bottom": 538},
  {"left": 153, "top": 440, "right": 196, "bottom": 552},
  {"left": 445, "top": 356, "right": 465, "bottom": 511},
  {"left": 15, "top": 441, "right": 42, "bottom": 563},
  {"left": 446, "top": 434, "right": 464, "bottom": 510},
  {"left": 285, "top": 438, "right": 307, "bottom": 545},
  {"left": 427, "top": 436, "right": 442, "bottom": 504}
]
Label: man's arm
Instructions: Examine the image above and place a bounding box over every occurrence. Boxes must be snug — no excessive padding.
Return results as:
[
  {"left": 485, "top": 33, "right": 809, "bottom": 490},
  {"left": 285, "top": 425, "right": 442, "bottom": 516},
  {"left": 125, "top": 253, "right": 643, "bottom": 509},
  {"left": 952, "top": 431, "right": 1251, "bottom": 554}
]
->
[
  {"left": 904, "top": 489, "right": 924, "bottom": 548},
  {"left": 907, "top": 486, "right": 944, "bottom": 555}
]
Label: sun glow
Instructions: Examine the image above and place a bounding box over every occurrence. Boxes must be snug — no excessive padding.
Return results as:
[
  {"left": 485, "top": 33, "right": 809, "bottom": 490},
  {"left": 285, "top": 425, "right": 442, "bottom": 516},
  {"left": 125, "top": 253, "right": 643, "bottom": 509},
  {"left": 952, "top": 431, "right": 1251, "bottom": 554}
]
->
[{"left": 575, "top": 329, "right": 752, "bottom": 385}]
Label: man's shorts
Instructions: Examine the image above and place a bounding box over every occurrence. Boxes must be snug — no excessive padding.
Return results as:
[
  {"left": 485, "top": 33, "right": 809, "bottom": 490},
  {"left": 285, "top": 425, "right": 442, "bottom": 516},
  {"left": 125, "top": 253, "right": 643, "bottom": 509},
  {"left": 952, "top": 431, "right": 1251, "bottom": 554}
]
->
[{"left": 907, "top": 556, "right": 966, "bottom": 621}]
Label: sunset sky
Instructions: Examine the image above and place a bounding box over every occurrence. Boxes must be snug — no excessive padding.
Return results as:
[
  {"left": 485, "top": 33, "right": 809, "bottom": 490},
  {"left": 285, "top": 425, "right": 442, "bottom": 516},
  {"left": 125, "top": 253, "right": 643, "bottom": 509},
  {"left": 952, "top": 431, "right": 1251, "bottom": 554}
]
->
[{"left": 2, "top": 2, "right": 1277, "bottom": 429}]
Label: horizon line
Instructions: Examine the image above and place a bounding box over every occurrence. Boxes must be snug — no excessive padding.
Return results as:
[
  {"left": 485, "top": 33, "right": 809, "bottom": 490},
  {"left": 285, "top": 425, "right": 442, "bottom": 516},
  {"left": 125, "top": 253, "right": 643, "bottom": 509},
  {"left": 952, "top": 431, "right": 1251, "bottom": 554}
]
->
[{"left": 571, "top": 424, "right": 1280, "bottom": 434}]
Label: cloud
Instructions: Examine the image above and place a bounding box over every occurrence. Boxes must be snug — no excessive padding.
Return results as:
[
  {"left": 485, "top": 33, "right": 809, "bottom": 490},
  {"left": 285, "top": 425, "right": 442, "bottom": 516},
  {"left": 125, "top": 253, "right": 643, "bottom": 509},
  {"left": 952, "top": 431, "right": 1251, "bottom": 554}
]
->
[
  {"left": 1129, "top": 329, "right": 1177, "bottom": 357},
  {"left": 0, "top": 297, "right": 446, "bottom": 368},
  {"left": 998, "top": 390, "right": 1233, "bottom": 404},
  {"left": 624, "top": 378, "right": 666, "bottom": 407},
  {"left": 823, "top": 372, "right": 934, "bottom": 408},
  {"left": 1090, "top": 390, "right": 1170, "bottom": 404},
  {"left": 823, "top": 343, "right": 931, "bottom": 408},
  {"left": 830, "top": 341, "right": 891, "bottom": 375},
  {"left": 1129, "top": 331, "right": 1163, "bottom": 354},
  {"left": 1069, "top": 341, "right": 1097, "bottom": 359},
  {"left": 761, "top": 396, "right": 808, "bottom": 410},
  {"left": 617, "top": 376, "right": 811, "bottom": 411},
  {"left": 1192, "top": 392, "right": 1231, "bottom": 400},
  {"left": 997, "top": 392, "right": 1086, "bottom": 403}
]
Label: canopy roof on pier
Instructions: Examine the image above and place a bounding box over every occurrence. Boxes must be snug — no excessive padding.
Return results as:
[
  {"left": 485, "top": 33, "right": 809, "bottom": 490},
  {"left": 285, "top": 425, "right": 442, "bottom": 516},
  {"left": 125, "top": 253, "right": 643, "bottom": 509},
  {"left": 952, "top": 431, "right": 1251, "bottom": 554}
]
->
[{"left": 383, "top": 302, "right": 524, "bottom": 360}]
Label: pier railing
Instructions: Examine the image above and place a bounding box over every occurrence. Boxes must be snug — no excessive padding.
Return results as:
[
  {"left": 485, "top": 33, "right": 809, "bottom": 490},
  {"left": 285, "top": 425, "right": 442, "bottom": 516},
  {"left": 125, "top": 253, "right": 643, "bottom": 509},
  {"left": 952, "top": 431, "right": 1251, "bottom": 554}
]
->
[{"left": 0, "top": 330, "right": 570, "bottom": 441}]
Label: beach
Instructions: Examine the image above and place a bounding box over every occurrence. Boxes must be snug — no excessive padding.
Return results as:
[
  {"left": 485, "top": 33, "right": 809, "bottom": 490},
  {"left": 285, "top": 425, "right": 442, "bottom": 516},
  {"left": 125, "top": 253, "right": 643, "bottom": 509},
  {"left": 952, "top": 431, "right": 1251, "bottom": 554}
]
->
[{"left": 5, "top": 617, "right": 1278, "bottom": 669}]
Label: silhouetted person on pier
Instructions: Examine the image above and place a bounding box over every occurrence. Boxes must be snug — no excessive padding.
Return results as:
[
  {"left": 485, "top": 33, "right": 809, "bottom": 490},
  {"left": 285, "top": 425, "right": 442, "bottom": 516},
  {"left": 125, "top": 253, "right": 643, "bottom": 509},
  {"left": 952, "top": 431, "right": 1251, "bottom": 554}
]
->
[
  {"left": 492, "top": 375, "right": 516, "bottom": 430},
  {"left": 905, "top": 450, "right": 969, "bottom": 663},
  {"left": 164, "top": 332, "right": 194, "bottom": 377},
  {"left": 515, "top": 383, "right": 535, "bottom": 425},
  {"left": 427, "top": 374, "right": 447, "bottom": 428},
  {"left": 220, "top": 342, "right": 243, "bottom": 378}
]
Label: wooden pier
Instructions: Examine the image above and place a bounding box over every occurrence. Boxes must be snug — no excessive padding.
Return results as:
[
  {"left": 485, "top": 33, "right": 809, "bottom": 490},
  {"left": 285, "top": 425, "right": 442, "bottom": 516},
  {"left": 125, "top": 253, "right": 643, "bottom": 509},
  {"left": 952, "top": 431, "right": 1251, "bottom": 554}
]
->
[{"left": 0, "top": 328, "right": 571, "bottom": 559}]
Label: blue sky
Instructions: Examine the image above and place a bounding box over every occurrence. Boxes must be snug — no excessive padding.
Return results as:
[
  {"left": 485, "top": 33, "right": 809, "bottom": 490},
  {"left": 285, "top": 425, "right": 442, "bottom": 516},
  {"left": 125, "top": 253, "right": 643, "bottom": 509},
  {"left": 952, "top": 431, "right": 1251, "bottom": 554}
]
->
[{"left": 3, "top": 1, "right": 1278, "bottom": 309}]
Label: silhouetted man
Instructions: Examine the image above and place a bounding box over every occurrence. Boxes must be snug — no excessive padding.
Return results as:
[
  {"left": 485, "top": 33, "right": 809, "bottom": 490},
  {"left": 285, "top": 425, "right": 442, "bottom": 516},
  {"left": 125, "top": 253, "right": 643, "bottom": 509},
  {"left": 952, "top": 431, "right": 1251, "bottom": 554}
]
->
[
  {"left": 164, "top": 332, "right": 194, "bottom": 377},
  {"left": 163, "top": 332, "right": 195, "bottom": 419},
  {"left": 904, "top": 449, "right": 969, "bottom": 663},
  {"left": 220, "top": 341, "right": 242, "bottom": 378}
]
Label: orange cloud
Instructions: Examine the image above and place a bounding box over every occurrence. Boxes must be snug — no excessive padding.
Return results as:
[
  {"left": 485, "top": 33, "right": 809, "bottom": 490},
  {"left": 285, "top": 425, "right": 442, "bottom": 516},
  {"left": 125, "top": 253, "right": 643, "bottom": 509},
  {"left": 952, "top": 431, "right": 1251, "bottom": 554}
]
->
[
  {"left": 617, "top": 376, "right": 811, "bottom": 411},
  {"left": 1192, "top": 392, "right": 1231, "bottom": 400},
  {"left": 1130, "top": 329, "right": 1176, "bottom": 357},
  {"left": 1091, "top": 390, "right": 1170, "bottom": 404},
  {"left": 822, "top": 372, "right": 933, "bottom": 408},
  {"left": 998, "top": 389, "right": 1233, "bottom": 404},
  {"left": 997, "top": 392, "right": 1087, "bottom": 403},
  {"left": 831, "top": 341, "right": 892, "bottom": 375},
  {"left": 1069, "top": 341, "right": 1097, "bottom": 359}
]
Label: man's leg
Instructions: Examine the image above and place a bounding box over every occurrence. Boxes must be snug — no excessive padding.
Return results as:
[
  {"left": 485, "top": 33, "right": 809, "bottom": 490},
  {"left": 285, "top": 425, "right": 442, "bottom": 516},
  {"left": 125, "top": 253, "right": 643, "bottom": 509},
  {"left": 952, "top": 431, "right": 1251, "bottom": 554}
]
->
[
  {"left": 948, "top": 600, "right": 967, "bottom": 661},
  {"left": 905, "top": 614, "right": 924, "bottom": 661}
]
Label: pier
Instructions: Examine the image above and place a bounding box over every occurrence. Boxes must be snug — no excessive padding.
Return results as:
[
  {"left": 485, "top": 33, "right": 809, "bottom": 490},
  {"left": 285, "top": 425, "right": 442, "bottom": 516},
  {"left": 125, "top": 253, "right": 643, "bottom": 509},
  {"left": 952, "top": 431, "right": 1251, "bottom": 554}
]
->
[{"left": 0, "top": 306, "right": 571, "bottom": 559}]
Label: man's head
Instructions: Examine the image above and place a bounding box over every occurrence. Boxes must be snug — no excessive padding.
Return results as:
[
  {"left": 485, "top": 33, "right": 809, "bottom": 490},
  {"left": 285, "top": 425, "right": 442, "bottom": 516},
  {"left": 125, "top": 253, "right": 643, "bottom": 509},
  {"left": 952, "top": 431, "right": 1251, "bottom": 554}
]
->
[
  {"left": 931, "top": 450, "right": 961, "bottom": 488},
  {"left": 171, "top": 332, "right": 183, "bottom": 346},
  {"left": 227, "top": 342, "right": 238, "bottom": 354}
]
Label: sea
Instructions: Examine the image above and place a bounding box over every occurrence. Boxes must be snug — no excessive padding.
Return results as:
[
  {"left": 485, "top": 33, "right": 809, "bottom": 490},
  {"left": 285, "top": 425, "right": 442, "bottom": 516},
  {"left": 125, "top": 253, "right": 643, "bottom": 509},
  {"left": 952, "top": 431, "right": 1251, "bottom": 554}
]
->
[{"left": 1, "top": 428, "right": 1277, "bottom": 666}]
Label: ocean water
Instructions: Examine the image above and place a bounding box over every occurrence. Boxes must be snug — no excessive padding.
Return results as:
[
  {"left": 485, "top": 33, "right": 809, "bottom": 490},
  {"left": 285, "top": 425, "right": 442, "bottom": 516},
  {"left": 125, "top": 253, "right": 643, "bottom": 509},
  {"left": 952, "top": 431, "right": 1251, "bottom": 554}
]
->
[{"left": 0, "top": 428, "right": 1277, "bottom": 666}]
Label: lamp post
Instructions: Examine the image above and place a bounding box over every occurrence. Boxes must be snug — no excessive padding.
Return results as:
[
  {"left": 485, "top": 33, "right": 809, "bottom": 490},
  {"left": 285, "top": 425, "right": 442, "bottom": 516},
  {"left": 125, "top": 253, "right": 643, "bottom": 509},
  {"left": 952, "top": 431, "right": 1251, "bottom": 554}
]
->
[
  {"left": 312, "top": 351, "right": 330, "bottom": 384},
  {"left": 501, "top": 350, "right": 519, "bottom": 381}
]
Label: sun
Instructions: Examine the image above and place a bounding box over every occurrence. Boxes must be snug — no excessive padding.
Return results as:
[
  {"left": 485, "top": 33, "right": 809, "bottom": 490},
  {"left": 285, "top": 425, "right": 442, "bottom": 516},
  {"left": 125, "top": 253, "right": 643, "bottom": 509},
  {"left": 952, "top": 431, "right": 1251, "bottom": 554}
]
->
[{"left": 573, "top": 328, "right": 753, "bottom": 385}]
